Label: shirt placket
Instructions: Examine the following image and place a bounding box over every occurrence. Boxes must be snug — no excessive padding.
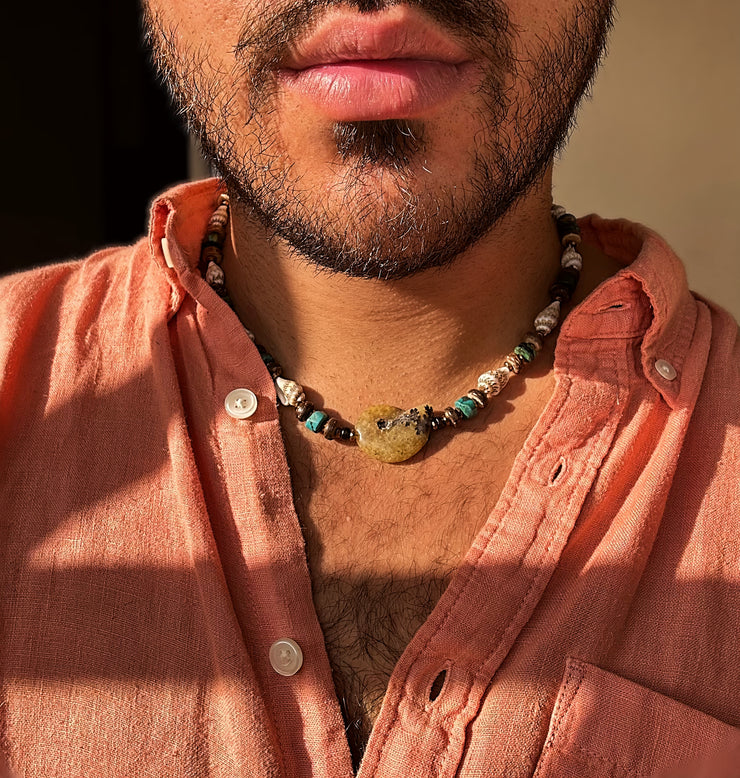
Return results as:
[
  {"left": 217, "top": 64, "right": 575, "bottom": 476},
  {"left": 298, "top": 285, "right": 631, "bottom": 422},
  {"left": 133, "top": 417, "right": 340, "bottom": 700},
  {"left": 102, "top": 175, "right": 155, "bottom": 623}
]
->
[
  {"left": 164, "top": 217, "right": 355, "bottom": 777},
  {"left": 205, "top": 317, "right": 355, "bottom": 778},
  {"left": 357, "top": 327, "right": 633, "bottom": 778}
]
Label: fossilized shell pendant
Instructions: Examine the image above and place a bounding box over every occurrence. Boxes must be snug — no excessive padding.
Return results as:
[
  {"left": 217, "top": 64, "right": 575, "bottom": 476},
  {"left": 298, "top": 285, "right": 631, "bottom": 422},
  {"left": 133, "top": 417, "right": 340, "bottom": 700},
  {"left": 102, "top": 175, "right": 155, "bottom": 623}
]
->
[{"left": 354, "top": 404, "right": 433, "bottom": 463}]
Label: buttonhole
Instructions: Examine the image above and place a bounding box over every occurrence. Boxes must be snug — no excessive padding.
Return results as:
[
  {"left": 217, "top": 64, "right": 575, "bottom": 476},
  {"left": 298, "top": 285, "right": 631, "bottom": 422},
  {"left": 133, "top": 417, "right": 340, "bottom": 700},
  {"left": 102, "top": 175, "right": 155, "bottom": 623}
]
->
[
  {"left": 597, "top": 301, "right": 629, "bottom": 313},
  {"left": 428, "top": 670, "right": 447, "bottom": 702},
  {"left": 549, "top": 459, "right": 567, "bottom": 486}
]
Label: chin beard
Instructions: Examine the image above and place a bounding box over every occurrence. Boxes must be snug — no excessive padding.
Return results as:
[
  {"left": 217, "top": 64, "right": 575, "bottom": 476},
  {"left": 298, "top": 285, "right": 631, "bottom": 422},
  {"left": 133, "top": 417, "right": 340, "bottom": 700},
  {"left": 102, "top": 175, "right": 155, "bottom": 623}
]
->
[
  {"left": 144, "top": 0, "right": 614, "bottom": 280},
  {"left": 332, "top": 120, "right": 425, "bottom": 167},
  {"left": 207, "top": 119, "right": 527, "bottom": 281}
]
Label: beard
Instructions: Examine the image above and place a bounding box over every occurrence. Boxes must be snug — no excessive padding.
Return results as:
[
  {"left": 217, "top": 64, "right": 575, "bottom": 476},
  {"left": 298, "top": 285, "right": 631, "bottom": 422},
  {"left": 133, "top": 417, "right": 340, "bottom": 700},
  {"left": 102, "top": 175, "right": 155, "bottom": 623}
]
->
[{"left": 144, "top": 0, "right": 613, "bottom": 280}]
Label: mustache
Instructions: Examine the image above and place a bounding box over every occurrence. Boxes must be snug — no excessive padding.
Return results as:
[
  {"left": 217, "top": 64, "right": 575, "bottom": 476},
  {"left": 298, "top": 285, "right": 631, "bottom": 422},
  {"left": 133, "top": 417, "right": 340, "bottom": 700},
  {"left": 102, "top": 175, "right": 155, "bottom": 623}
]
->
[{"left": 234, "top": 0, "right": 513, "bottom": 89}]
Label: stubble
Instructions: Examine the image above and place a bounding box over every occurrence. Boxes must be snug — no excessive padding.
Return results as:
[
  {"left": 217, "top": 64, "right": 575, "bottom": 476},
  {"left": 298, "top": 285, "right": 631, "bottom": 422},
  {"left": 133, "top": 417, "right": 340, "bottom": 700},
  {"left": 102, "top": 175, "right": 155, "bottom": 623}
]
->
[{"left": 143, "top": 0, "right": 613, "bottom": 279}]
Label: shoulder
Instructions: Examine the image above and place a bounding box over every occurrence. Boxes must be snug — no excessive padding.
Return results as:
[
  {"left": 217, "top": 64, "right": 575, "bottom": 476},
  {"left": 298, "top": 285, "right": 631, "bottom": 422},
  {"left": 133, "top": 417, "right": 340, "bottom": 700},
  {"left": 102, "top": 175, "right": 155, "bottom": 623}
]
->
[
  {"left": 0, "top": 240, "right": 179, "bottom": 434},
  {"left": 692, "top": 293, "right": 739, "bottom": 417},
  {"left": 690, "top": 295, "right": 740, "bottom": 464},
  {"left": 0, "top": 239, "right": 173, "bottom": 360},
  {"left": 1, "top": 239, "right": 164, "bottom": 325}
]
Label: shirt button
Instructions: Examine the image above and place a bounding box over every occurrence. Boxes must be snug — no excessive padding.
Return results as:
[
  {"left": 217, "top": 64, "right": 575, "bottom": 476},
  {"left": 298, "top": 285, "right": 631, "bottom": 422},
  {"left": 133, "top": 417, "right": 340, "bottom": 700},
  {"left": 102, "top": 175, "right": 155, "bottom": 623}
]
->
[
  {"left": 224, "top": 388, "right": 259, "bottom": 419},
  {"left": 269, "top": 638, "right": 303, "bottom": 677},
  {"left": 654, "top": 359, "right": 678, "bottom": 381}
]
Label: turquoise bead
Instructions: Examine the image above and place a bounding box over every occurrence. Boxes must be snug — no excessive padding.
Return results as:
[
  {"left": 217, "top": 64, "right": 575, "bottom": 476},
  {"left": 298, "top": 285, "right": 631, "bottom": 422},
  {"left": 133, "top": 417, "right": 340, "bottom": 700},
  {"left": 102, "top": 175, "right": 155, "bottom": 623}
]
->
[
  {"left": 454, "top": 397, "right": 478, "bottom": 419},
  {"left": 305, "top": 410, "right": 329, "bottom": 433}
]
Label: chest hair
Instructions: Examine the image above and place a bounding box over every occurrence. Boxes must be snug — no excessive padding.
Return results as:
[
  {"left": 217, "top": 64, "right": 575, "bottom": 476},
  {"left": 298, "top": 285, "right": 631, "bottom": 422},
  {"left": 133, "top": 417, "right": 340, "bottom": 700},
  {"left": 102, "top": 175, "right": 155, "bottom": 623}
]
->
[{"left": 283, "top": 427, "right": 507, "bottom": 771}]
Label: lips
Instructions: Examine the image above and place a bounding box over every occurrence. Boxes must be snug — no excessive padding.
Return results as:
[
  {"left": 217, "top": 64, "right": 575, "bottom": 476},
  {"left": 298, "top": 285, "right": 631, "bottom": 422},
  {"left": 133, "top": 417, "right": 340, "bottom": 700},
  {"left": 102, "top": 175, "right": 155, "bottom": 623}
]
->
[{"left": 276, "top": 9, "right": 480, "bottom": 121}]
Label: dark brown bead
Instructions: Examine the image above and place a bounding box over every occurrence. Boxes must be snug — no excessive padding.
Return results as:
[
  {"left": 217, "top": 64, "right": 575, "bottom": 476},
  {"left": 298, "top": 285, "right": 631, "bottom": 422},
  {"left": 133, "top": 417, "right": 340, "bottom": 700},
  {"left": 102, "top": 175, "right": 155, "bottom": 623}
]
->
[
  {"left": 338, "top": 427, "right": 355, "bottom": 441},
  {"left": 322, "top": 418, "right": 339, "bottom": 440},
  {"left": 202, "top": 234, "right": 223, "bottom": 249},
  {"left": 466, "top": 389, "right": 488, "bottom": 408},
  {"left": 295, "top": 402, "right": 314, "bottom": 422},
  {"left": 549, "top": 284, "right": 571, "bottom": 303},
  {"left": 443, "top": 406, "right": 463, "bottom": 427},
  {"left": 554, "top": 267, "right": 580, "bottom": 292},
  {"left": 201, "top": 245, "right": 221, "bottom": 265},
  {"left": 430, "top": 415, "right": 448, "bottom": 431},
  {"left": 550, "top": 266, "right": 580, "bottom": 303},
  {"left": 268, "top": 364, "right": 283, "bottom": 378},
  {"left": 560, "top": 233, "right": 582, "bottom": 247},
  {"left": 556, "top": 213, "right": 579, "bottom": 235},
  {"left": 523, "top": 331, "right": 544, "bottom": 352}
]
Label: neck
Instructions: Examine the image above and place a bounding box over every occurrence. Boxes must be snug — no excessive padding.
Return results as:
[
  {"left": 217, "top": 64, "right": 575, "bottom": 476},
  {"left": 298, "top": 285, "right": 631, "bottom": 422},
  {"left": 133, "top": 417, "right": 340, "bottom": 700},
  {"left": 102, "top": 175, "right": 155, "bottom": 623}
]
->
[{"left": 220, "top": 169, "right": 586, "bottom": 420}]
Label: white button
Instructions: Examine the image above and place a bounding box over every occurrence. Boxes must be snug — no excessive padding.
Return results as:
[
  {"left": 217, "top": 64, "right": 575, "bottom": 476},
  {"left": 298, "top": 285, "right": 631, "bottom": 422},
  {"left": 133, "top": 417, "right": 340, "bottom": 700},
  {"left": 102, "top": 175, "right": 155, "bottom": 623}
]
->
[
  {"left": 269, "top": 638, "right": 303, "bottom": 677},
  {"left": 224, "top": 388, "right": 258, "bottom": 419},
  {"left": 654, "top": 359, "right": 677, "bottom": 381}
]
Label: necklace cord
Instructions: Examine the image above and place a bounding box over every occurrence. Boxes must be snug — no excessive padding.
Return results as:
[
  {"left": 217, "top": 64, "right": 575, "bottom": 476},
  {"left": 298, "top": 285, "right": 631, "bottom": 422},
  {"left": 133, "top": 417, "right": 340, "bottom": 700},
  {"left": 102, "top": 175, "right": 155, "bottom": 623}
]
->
[{"left": 199, "top": 194, "right": 583, "bottom": 462}]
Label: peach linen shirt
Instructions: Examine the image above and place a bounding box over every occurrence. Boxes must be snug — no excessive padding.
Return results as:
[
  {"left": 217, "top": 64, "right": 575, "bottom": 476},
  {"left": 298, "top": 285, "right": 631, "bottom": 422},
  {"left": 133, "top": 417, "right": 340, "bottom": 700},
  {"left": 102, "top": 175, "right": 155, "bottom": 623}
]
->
[{"left": 1, "top": 178, "right": 739, "bottom": 778}]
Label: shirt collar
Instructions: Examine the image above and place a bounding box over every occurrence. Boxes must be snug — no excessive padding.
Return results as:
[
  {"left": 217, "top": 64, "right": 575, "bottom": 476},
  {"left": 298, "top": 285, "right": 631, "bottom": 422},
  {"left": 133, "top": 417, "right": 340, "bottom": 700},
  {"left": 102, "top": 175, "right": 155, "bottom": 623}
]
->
[
  {"left": 147, "top": 184, "right": 702, "bottom": 409},
  {"left": 148, "top": 177, "right": 227, "bottom": 318},
  {"left": 564, "top": 214, "right": 701, "bottom": 409}
]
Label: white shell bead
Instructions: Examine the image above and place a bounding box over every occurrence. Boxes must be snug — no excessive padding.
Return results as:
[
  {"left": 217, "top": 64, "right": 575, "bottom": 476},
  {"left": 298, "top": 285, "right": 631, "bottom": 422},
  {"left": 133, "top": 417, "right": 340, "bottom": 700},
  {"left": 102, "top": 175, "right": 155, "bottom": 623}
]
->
[
  {"left": 477, "top": 367, "right": 511, "bottom": 396},
  {"left": 561, "top": 245, "right": 583, "bottom": 271},
  {"left": 205, "top": 261, "right": 225, "bottom": 287},
  {"left": 534, "top": 300, "right": 561, "bottom": 336},
  {"left": 551, "top": 204, "right": 567, "bottom": 219},
  {"left": 275, "top": 376, "right": 305, "bottom": 406}
]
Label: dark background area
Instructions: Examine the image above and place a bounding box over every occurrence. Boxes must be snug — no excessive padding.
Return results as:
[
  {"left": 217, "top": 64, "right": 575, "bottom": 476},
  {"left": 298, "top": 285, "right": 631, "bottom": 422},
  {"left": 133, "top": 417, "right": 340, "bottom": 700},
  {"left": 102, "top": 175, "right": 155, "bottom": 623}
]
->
[{"left": 1, "top": 2, "right": 189, "bottom": 277}]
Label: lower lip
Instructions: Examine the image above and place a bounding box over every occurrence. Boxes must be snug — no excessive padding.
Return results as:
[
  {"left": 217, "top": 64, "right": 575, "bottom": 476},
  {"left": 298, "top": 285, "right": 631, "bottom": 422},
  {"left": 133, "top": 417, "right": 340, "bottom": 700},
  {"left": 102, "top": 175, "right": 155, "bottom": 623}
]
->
[{"left": 278, "top": 59, "right": 477, "bottom": 121}]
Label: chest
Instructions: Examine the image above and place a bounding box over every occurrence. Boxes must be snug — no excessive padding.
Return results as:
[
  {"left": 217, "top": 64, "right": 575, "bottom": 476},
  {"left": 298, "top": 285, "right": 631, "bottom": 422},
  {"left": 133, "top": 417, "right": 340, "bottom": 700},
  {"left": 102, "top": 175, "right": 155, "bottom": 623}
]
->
[{"left": 282, "top": 426, "right": 517, "bottom": 767}]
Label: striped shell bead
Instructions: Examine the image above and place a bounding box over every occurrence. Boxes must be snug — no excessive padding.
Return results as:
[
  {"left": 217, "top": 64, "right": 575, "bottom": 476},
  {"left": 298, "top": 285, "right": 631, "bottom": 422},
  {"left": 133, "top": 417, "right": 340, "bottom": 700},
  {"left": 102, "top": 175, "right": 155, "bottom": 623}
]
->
[
  {"left": 534, "top": 301, "right": 561, "bottom": 336},
  {"left": 275, "top": 377, "right": 305, "bottom": 407},
  {"left": 561, "top": 245, "right": 583, "bottom": 271},
  {"left": 477, "top": 367, "right": 510, "bottom": 396}
]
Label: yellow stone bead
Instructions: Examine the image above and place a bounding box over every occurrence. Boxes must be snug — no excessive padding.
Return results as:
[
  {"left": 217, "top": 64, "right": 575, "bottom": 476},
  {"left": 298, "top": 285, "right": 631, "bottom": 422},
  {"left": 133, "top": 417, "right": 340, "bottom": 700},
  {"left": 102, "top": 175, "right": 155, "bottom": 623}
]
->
[{"left": 354, "top": 404, "right": 432, "bottom": 463}]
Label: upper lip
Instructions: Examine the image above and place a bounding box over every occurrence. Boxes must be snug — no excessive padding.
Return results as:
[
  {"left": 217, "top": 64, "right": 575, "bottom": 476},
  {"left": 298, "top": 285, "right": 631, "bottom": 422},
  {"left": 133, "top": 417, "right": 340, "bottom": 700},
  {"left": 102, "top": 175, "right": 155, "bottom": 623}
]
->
[{"left": 280, "top": 8, "right": 473, "bottom": 69}]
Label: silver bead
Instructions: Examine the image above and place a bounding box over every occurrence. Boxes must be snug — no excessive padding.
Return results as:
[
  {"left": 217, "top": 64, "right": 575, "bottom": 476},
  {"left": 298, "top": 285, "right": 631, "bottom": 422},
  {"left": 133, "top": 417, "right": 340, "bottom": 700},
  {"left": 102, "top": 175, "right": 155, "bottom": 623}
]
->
[
  {"left": 503, "top": 353, "right": 524, "bottom": 374},
  {"left": 477, "top": 367, "right": 511, "bottom": 396},
  {"left": 551, "top": 204, "right": 567, "bottom": 219},
  {"left": 444, "top": 407, "right": 462, "bottom": 427},
  {"left": 275, "top": 376, "right": 305, "bottom": 407},
  {"left": 534, "top": 300, "right": 561, "bottom": 336},
  {"left": 205, "top": 261, "right": 225, "bottom": 288},
  {"left": 466, "top": 390, "right": 487, "bottom": 408},
  {"left": 561, "top": 245, "right": 583, "bottom": 271}
]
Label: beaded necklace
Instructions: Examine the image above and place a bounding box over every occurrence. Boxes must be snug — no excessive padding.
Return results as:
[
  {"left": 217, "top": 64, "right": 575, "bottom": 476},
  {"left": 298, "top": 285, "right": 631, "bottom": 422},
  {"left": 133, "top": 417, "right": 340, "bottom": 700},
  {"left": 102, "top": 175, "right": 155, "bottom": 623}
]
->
[{"left": 199, "top": 193, "right": 582, "bottom": 463}]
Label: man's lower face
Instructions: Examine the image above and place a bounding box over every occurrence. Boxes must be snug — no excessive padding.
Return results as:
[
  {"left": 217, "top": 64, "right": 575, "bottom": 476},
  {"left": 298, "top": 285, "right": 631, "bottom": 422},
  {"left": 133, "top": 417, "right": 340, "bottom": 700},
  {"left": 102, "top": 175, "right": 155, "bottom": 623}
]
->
[{"left": 145, "top": 0, "right": 613, "bottom": 279}]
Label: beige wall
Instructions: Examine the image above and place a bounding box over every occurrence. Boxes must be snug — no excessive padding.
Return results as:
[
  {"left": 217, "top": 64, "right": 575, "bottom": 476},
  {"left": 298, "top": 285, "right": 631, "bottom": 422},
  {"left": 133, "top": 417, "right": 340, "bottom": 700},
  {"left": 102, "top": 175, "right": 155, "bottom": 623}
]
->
[{"left": 554, "top": 0, "right": 740, "bottom": 319}]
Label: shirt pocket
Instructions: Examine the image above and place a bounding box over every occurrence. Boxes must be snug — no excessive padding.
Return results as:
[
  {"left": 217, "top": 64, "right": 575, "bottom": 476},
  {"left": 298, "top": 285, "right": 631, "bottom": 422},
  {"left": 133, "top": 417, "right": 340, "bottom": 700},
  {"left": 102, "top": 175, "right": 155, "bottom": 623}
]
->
[{"left": 532, "top": 658, "right": 740, "bottom": 778}]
